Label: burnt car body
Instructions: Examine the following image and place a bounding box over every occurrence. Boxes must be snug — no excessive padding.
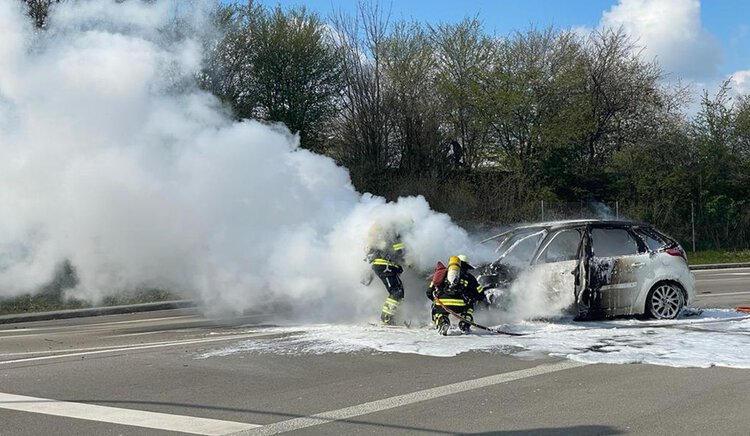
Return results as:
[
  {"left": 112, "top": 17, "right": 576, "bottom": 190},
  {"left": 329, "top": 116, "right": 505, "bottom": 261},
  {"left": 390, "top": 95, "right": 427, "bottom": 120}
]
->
[{"left": 477, "top": 220, "right": 696, "bottom": 320}]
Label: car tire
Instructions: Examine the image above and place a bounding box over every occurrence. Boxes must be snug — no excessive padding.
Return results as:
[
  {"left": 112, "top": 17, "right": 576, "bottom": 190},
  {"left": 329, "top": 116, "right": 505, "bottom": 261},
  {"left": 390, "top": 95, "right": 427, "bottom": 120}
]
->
[{"left": 645, "top": 282, "right": 684, "bottom": 319}]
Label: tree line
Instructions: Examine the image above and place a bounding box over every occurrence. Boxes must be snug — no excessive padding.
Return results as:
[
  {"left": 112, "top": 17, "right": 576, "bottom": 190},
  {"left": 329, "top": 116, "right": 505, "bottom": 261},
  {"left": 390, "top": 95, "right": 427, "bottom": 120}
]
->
[{"left": 24, "top": 0, "right": 750, "bottom": 250}]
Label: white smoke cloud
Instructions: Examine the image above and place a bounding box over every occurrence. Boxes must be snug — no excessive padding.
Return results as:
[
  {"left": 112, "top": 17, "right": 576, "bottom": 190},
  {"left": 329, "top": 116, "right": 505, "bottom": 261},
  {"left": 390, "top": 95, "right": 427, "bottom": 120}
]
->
[
  {"left": 499, "top": 268, "right": 576, "bottom": 323},
  {"left": 0, "top": 1, "right": 495, "bottom": 323},
  {"left": 600, "top": 0, "right": 722, "bottom": 79},
  {"left": 730, "top": 70, "right": 750, "bottom": 95}
]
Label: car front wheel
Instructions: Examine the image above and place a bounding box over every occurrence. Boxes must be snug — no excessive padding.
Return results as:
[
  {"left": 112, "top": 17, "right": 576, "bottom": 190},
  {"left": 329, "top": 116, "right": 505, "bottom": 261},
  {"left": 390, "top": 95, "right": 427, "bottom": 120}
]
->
[{"left": 646, "top": 282, "right": 684, "bottom": 319}]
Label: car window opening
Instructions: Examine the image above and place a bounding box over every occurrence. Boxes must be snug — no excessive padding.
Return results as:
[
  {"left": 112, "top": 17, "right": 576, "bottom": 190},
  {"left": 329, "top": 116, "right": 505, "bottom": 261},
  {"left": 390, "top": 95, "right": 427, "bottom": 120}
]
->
[
  {"left": 496, "top": 229, "right": 546, "bottom": 266},
  {"left": 591, "top": 228, "right": 640, "bottom": 257},
  {"left": 536, "top": 228, "right": 582, "bottom": 264}
]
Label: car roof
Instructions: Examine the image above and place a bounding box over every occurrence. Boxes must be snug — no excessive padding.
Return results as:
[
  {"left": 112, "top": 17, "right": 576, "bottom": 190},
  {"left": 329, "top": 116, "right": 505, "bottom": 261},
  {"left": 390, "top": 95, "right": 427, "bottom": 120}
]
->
[
  {"left": 517, "top": 219, "right": 649, "bottom": 230},
  {"left": 481, "top": 219, "right": 651, "bottom": 244}
]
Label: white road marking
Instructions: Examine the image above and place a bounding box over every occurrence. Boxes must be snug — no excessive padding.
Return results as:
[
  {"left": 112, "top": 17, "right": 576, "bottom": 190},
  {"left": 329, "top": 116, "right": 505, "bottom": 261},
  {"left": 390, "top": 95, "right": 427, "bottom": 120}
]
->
[
  {"left": 0, "top": 331, "right": 282, "bottom": 364},
  {"left": 229, "top": 360, "right": 589, "bottom": 436},
  {"left": 0, "top": 392, "right": 259, "bottom": 435},
  {"left": 0, "top": 340, "right": 198, "bottom": 357},
  {"left": 697, "top": 291, "right": 750, "bottom": 298},
  {"left": 53, "top": 315, "right": 200, "bottom": 330},
  {"left": 693, "top": 267, "right": 750, "bottom": 273},
  {"left": 0, "top": 315, "right": 199, "bottom": 336},
  {"left": 0, "top": 333, "right": 52, "bottom": 339},
  {"left": 0, "top": 328, "right": 35, "bottom": 333},
  {"left": 695, "top": 277, "right": 750, "bottom": 282},
  {"left": 104, "top": 329, "right": 184, "bottom": 337},
  {"left": 81, "top": 315, "right": 199, "bottom": 326}
]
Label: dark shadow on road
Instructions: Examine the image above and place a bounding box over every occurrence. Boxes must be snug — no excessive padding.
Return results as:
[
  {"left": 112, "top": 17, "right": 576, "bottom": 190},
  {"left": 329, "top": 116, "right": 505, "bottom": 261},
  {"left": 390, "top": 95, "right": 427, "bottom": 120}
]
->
[
  {"left": 34, "top": 398, "right": 456, "bottom": 434},
  {"left": 3, "top": 398, "right": 623, "bottom": 435},
  {"left": 460, "top": 426, "right": 623, "bottom": 435}
]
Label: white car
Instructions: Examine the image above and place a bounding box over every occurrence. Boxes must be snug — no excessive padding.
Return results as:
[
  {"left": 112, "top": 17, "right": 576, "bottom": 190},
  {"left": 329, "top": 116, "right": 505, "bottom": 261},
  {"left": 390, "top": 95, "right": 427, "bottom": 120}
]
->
[{"left": 477, "top": 219, "right": 696, "bottom": 320}]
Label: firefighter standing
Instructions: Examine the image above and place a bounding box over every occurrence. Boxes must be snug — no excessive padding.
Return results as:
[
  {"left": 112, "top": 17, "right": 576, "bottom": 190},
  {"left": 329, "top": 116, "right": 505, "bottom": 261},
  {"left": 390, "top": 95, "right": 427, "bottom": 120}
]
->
[
  {"left": 363, "top": 224, "right": 406, "bottom": 325},
  {"left": 427, "top": 255, "right": 484, "bottom": 335}
]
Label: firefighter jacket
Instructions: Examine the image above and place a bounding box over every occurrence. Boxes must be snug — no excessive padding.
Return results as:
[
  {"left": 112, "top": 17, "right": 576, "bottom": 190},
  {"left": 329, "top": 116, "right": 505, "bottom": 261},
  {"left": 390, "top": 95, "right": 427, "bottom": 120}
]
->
[
  {"left": 366, "top": 237, "right": 405, "bottom": 270},
  {"left": 427, "top": 267, "right": 484, "bottom": 307}
]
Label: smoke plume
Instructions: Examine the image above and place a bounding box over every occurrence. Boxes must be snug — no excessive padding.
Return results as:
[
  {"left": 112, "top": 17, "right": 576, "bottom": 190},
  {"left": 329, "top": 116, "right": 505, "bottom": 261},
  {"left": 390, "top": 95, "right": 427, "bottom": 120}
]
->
[{"left": 0, "top": 1, "right": 495, "bottom": 322}]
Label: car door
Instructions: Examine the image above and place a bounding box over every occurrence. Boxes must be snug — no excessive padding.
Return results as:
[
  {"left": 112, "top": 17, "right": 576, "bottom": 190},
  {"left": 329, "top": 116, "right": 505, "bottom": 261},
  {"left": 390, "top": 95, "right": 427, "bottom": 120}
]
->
[
  {"left": 583, "top": 225, "right": 650, "bottom": 316},
  {"left": 530, "top": 227, "right": 584, "bottom": 310}
]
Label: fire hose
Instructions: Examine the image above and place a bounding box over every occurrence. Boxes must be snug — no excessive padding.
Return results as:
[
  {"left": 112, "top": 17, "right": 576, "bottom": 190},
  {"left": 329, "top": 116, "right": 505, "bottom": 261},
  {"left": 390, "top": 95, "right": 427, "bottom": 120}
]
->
[{"left": 433, "top": 292, "right": 526, "bottom": 336}]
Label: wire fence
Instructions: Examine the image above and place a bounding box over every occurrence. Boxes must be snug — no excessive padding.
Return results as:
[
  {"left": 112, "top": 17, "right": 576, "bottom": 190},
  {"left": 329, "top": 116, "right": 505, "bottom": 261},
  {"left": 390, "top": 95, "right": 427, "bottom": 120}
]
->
[
  {"left": 373, "top": 173, "right": 748, "bottom": 252},
  {"left": 527, "top": 200, "right": 750, "bottom": 252}
]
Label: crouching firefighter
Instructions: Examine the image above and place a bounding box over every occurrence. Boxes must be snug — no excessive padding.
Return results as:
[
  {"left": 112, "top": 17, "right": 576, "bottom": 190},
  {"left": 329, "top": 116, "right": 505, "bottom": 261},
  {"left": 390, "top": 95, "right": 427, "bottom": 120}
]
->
[
  {"left": 363, "top": 224, "right": 407, "bottom": 325},
  {"left": 427, "top": 255, "right": 484, "bottom": 335}
]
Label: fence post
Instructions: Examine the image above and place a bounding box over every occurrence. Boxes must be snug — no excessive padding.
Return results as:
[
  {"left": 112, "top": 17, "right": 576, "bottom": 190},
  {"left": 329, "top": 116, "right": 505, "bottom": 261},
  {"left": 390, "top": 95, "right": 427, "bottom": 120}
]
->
[
  {"left": 541, "top": 200, "right": 545, "bottom": 221},
  {"left": 691, "top": 200, "right": 696, "bottom": 252},
  {"left": 616, "top": 201, "right": 619, "bottom": 220}
]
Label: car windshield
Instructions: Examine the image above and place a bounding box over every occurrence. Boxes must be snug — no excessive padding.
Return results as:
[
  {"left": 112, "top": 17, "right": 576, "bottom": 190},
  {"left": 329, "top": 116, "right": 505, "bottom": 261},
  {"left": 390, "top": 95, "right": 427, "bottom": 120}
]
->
[{"left": 495, "top": 227, "right": 546, "bottom": 267}]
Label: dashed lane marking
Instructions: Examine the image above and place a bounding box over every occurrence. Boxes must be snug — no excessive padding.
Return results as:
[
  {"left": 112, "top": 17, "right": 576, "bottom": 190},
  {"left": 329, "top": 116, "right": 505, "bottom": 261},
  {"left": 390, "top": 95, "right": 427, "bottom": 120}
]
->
[
  {"left": 229, "top": 360, "right": 589, "bottom": 435},
  {"left": 0, "top": 392, "right": 259, "bottom": 435},
  {"left": 0, "top": 331, "right": 282, "bottom": 364}
]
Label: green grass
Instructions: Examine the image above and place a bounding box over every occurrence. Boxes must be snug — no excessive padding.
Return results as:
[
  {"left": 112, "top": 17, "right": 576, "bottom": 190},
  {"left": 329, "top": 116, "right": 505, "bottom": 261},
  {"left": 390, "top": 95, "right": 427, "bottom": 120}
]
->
[
  {"left": 688, "top": 250, "right": 750, "bottom": 265},
  {"left": 0, "top": 261, "right": 184, "bottom": 316},
  {"left": 0, "top": 288, "right": 178, "bottom": 316},
  {"left": 0, "top": 293, "right": 87, "bottom": 316}
]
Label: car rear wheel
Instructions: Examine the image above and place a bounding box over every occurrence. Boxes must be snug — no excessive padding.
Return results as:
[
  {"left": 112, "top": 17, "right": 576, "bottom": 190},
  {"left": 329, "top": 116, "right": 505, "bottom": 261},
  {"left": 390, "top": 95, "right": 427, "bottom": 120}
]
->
[{"left": 646, "top": 282, "right": 684, "bottom": 319}]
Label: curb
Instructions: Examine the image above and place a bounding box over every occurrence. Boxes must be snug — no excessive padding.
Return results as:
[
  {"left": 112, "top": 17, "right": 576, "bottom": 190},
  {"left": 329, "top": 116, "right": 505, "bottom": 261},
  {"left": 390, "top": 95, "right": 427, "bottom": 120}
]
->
[
  {"left": 0, "top": 300, "right": 196, "bottom": 325},
  {"left": 690, "top": 263, "right": 750, "bottom": 271}
]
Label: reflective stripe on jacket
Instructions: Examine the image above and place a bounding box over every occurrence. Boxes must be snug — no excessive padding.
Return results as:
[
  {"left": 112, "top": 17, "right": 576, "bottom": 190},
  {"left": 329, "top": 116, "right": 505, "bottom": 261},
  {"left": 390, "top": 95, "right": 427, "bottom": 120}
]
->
[{"left": 372, "top": 258, "right": 402, "bottom": 268}]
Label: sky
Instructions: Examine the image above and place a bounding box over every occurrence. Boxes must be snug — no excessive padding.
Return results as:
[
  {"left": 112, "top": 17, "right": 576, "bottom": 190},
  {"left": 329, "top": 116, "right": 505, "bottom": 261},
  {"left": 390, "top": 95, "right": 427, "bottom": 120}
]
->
[{"left": 248, "top": 0, "right": 750, "bottom": 99}]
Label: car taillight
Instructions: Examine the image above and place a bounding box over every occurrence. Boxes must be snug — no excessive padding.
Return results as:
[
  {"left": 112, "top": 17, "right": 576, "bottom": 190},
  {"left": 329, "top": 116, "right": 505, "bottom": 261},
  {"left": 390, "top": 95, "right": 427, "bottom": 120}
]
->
[{"left": 665, "top": 247, "right": 687, "bottom": 261}]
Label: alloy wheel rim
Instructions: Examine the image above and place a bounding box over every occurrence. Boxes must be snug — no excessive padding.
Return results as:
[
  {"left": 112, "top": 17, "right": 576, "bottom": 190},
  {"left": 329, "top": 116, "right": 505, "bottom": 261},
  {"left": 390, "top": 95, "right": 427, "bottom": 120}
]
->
[{"left": 650, "top": 284, "right": 682, "bottom": 319}]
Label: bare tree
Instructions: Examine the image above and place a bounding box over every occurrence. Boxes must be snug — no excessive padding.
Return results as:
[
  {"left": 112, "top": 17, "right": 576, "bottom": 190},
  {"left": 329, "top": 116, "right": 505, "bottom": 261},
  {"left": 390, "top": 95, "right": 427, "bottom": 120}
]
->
[
  {"left": 581, "top": 29, "right": 664, "bottom": 165},
  {"left": 430, "top": 17, "right": 494, "bottom": 170},
  {"left": 381, "top": 21, "right": 445, "bottom": 175},
  {"left": 22, "top": 0, "right": 60, "bottom": 28},
  {"left": 328, "top": 1, "right": 394, "bottom": 185}
]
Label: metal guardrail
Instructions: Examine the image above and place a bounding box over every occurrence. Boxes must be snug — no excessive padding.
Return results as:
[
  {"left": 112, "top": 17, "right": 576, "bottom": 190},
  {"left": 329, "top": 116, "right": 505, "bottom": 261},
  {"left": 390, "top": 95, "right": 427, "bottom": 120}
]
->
[
  {"left": 690, "top": 263, "right": 750, "bottom": 271},
  {"left": 2, "top": 263, "right": 749, "bottom": 324}
]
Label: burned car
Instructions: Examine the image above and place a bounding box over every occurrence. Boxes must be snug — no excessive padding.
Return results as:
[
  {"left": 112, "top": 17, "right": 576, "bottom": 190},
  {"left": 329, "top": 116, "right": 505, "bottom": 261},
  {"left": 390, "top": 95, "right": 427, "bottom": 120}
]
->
[{"left": 477, "top": 220, "right": 696, "bottom": 320}]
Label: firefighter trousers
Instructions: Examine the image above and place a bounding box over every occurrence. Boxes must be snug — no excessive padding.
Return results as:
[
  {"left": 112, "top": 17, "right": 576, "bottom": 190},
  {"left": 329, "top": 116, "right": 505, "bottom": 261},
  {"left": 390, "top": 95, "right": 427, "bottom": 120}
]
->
[{"left": 372, "top": 263, "right": 404, "bottom": 324}]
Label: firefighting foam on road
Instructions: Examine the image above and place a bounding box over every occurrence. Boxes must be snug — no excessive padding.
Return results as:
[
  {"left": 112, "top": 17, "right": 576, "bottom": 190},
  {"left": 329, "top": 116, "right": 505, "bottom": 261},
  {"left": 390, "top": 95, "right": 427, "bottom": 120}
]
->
[
  {"left": 200, "top": 309, "right": 750, "bottom": 369},
  {"left": 0, "top": 1, "right": 497, "bottom": 322}
]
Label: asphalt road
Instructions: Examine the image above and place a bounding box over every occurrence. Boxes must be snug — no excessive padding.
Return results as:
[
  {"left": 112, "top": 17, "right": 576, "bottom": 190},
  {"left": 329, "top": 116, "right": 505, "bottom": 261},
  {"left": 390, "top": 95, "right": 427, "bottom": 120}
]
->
[
  {"left": 1, "top": 268, "right": 749, "bottom": 436},
  {"left": 692, "top": 267, "right": 750, "bottom": 308}
]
